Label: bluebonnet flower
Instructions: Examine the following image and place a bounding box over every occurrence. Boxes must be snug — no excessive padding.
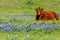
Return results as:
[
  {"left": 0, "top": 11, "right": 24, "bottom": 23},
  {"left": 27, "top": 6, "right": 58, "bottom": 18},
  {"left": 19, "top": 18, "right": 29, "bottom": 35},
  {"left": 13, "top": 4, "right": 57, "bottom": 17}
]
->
[
  {"left": 40, "top": 24, "right": 53, "bottom": 30},
  {"left": 0, "top": 24, "right": 3, "bottom": 27},
  {"left": 21, "top": 24, "right": 25, "bottom": 29},
  {"left": 32, "top": 22, "right": 40, "bottom": 28},
  {"left": 52, "top": 24, "right": 60, "bottom": 28},
  {"left": 25, "top": 27, "right": 32, "bottom": 32},
  {"left": 40, "top": 26, "right": 45, "bottom": 30},
  {"left": 0, "top": 23, "right": 6, "bottom": 29},
  {"left": 8, "top": 23, "right": 13, "bottom": 27},
  {"left": 44, "top": 24, "right": 53, "bottom": 29},
  {"left": 6, "top": 28, "right": 10, "bottom": 32},
  {"left": 15, "top": 15, "right": 20, "bottom": 18},
  {"left": 25, "top": 24, "right": 29, "bottom": 28},
  {"left": 5, "top": 22, "right": 9, "bottom": 24}
]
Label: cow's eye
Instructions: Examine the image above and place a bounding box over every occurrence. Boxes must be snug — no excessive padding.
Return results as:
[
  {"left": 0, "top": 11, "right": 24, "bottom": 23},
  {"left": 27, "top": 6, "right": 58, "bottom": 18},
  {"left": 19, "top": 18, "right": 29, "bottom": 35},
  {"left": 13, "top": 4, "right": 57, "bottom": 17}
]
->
[{"left": 41, "top": 9, "right": 43, "bottom": 10}]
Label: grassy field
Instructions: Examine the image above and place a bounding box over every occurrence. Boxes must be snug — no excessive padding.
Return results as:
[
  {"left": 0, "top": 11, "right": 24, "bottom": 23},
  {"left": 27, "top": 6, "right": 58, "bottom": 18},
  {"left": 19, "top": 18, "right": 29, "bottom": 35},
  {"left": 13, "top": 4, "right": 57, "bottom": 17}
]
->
[
  {"left": 0, "top": 30, "right": 60, "bottom": 40},
  {"left": 0, "top": 0, "right": 60, "bottom": 14},
  {"left": 0, "top": 0, "right": 60, "bottom": 40}
]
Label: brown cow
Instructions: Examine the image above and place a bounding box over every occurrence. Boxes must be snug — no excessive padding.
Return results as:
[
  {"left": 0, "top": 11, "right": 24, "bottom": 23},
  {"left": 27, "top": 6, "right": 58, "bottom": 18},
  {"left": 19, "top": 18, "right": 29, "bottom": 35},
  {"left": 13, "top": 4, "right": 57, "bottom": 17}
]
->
[{"left": 35, "top": 7, "right": 59, "bottom": 21}]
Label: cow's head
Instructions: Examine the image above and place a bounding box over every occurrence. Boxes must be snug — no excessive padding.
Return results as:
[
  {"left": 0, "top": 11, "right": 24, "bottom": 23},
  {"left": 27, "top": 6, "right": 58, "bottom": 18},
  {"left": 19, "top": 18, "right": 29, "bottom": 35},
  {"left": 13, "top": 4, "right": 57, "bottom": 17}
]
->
[{"left": 35, "top": 7, "right": 43, "bottom": 15}]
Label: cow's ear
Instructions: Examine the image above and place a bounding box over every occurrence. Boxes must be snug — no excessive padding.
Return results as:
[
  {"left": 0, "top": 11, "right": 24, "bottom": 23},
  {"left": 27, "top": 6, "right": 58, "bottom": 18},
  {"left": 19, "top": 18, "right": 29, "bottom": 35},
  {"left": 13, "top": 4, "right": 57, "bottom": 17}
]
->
[
  {"left": 38, "top": 7, "right": 40, "bottom": 8},
  {"left": 41, "top": 9, "right": 43, "bottom": 10}
]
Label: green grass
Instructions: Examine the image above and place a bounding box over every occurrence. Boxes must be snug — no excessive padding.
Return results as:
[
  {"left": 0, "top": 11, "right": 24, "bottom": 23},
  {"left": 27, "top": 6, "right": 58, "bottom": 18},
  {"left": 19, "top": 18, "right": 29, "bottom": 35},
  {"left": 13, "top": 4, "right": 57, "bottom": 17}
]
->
[
  {"left": 0, "top": 0, "right": 60, "bottom": 14},
  {"left": 0, "top": 30, "right": 60, "bottom": 40}
]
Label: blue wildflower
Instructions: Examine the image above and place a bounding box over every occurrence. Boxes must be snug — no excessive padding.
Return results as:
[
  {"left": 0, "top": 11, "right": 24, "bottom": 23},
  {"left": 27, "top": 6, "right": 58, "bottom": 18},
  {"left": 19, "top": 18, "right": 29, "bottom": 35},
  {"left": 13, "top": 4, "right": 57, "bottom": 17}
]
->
[
  {"left": 44, "top": 24, "right": 53, "bottom": 29},
  {"left": 8, "top": 23, "right": 13, "bottom": 27},
  {"left": 53, "top": 24, "right": 60, "bottom": 28},
  {"left": 31, "top": 22, "right": 40, "bottom": 28},
  {"left": 6, "top": 29, "right": 10, "bottom": 32}
]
